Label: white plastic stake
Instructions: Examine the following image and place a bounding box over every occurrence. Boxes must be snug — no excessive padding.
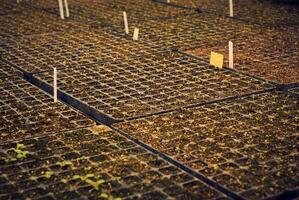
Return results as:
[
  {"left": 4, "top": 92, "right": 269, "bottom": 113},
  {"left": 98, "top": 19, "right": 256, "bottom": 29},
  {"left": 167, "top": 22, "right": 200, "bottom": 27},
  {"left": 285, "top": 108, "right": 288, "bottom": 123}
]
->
[
  {"left": 123, "top": 12, "right": 129, "bottom": 34},
  {"left": 58, "top": 0, "right": 64, "bottom": 19},
  {"left": 229, "top": 41, "right": 234, "bottom": 69},
  {"left": 229, "top": 0, "right": 233, "bottom": 17},
  {"left": 64, "top": 0, "right": 70, "bottom": 17},
  {"left": 53, "top": 68, "right": 57, "bottom": 102},
  {"left": 133, "top": 28, "right": 139, "bottom": 41}
]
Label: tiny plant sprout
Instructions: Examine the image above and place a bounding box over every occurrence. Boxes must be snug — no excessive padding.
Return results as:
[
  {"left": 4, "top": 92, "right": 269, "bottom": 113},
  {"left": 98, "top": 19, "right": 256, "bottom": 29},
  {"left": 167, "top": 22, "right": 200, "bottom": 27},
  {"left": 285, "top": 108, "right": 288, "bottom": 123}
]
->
[
  {"left": 56, "top": 161, "right": 73, "bottom": 169},
  {"left": 85, "top": 174, "right": 95, "bottom": 179},
  {"left": 99, "top": 193, "right": 109, "bottom": 199},
  {"left": 44, "top": 171, "right": 54, "bottom": 179},
  {"left": 72, "top": 175, "right": 81, "bottom": 180},
  {"left": 61, "top": 178, "right": 68, "bottom": 183},
  {"left": 99, "top": 193, "right": 121, "bottom": 200},
  {"left": 72, "top": 174, "right": 120, "bottom": 199},
  {"left": 4, "top": 143, "right": 30, "bottom": 163},
  {"left": 86, "top": 179, "right": 105, "bottom": 190},
  {"left": 84, "top": 166, "right": 92, "bottom": 171},
  {"left": 29, "top": 176, "right": 37, "bottom": 181},
  {"left": 72, "top": 174, "right": 95, "bottom": 182},
  {"left": 16, "top": 143, "right": 25, "bottom": 149}
]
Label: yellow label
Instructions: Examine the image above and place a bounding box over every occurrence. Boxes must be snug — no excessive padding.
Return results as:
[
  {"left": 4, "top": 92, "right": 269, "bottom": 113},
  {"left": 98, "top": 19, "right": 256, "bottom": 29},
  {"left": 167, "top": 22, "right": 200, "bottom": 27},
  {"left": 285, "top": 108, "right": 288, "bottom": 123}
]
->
[{"left": 210, "top": 52, "right": 223, "bottom": 69}]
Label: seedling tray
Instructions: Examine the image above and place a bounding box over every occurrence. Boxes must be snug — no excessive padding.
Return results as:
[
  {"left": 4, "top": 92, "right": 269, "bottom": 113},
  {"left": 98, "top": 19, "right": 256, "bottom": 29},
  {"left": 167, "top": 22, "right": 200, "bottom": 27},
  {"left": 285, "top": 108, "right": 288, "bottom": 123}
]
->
[
  {"left": 290, "top": 87, "right": 299, "bottom": 95},
  {"left": 24, "top": 0, "right": 195, "bottom": 26},
  {"left": 288, "top": 85, "right": 299, "bottom": 96},
  {"left": 186, "top": 25, "right": 299, "bottom": 84},
  {"left": 114, "top": 90, "right": 299, "bottom": 200},
  {"left": 0, "top": 76, "right": 94, "bottom": 144},
  {"left": 1, "top": 30, "right": 170, "bottom": 74},
  {"left": 0, "top": 60, "right": 22, "bottom": 79},
  {"left": 161, "top": 0, "right": 299, "bottom": 27},
  {"left": 0, "top": 0, "right": 24, "bottom": 15},
  {"left": 0, "top": 126, "right": 228, "bottom": 199},
  {"left": 70, "top": 0, "right": 195, "bottom": 27},
  {"left": 32, "top": 51, "right": 274, "bottom": 123},
  {"left": 0, "top": 10, "right": 88, "bottom": 42},
  {"left": 126, "top": 14, "right": 260, "bottom": 51}
]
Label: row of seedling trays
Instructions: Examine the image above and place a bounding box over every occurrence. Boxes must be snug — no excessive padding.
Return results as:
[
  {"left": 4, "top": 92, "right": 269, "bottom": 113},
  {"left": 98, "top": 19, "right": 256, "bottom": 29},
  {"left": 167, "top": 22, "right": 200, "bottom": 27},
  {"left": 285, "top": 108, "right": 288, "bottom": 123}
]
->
[
  {"left": 1, "top": 1, "right": 298, "bottom": 199},
  {"left": 21, "top": 51, "right": 274, "bottom": 123},
  {"left": 113, "top": 90, "right": 299, "bottom": 200},
  {"left": 0, "top": 126, "right": 228, "bottom": 199}
]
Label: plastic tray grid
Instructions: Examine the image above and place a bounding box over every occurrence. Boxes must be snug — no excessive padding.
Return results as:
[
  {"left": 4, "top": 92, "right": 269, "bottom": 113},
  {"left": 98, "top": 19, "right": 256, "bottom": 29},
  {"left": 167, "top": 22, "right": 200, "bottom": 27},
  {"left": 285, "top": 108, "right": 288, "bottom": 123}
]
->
[
  {"left": 1, "top": 30, "right": 170, "bottom": 74},
  {"left": 33, "top": 52, "right": 274, "bottom": 121},
  {"left": 0, "top": 76, "right": 94, "bottom": 143},
  {"left": 0, "top": 126, "right": 227, "bottom": 200},
  {"left": 114, "top": 91, "right": 299, "bottom": 200}
]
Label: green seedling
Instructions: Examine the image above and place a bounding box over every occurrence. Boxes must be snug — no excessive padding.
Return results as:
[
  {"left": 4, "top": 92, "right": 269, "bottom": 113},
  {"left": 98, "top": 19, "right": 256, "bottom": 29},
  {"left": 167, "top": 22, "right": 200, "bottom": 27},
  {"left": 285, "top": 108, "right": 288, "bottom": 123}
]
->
[
  {"left": 72, "top": 174, "right": 104, "bottom": 190},
  {"left": 99, "top": 193, "right": 122, "bottom": 200},
  {"left": 61, "top": 178, "right": 68, "bottom": 183},
  {"left": 99, "top": 193, "right": 109, "bottom": 199},
  {"left": 29, "top": 176, "right": 37, "bottom": 181},
  {"left": 56, "top": 161, "right": 73, "bottom": 169},
  {"left": 73, "top": 174, "right": 95, "bottom": 181},
  {"left": 44, "top": 171, "right": 54, "bottom": 179},
  {"left": 86, "top": 179, "right": 105, "bottom": 190},
  {"left": 72, "top": 174, "right": 121, "bottom": 199},
  {"left": 70, "top": 174, "right": 120, "bottom": 200},
  {"left": 1, "top": 143, "right": 30, "bottom": 164},
  {"left": 9, "top": 143, "right": 29, "bottom": 159}
]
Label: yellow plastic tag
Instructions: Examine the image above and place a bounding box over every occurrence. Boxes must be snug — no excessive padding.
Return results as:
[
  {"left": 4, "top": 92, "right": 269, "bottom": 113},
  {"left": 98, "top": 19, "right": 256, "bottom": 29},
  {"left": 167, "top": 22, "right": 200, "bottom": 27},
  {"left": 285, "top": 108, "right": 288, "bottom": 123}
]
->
[{"left": 210, "top": 52, "right": 223, "bottom": 69}]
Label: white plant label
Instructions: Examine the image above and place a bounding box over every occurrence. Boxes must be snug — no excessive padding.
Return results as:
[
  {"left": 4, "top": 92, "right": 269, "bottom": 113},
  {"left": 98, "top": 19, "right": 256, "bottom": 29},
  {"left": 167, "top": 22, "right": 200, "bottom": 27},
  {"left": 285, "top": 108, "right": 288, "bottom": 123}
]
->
[
  {"left": 53, "top": 68, "right": 58, "bottom": 103},
  {"left": 64, "top": 0, "right": 70, "bottom": 17},
  {"left": 229, "top": 41, "right": 234, "bottom": 69},
  {"left": 58, "top": 0, "right": 65, "bottom": 19},
  {"left": 133, "top": 28, "right": 139, "bottom": 41},
  {"left": 123, "top": 12, "right": 129, "bottom": 34},
  {"left": 229, "top": 0, "right": 233, "bottom": 17}
]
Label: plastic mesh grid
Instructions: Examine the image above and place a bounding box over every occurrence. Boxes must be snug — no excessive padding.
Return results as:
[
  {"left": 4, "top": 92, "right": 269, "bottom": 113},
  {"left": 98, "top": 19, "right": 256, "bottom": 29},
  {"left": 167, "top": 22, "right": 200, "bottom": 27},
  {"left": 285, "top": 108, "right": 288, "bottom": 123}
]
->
[
  {"left": 1, "top": 30, "right": 170, "bottom": 73},
  {"left": 186, "top": 25, "right": 299, "bottom": 84},
  {"left": 24, "top": 0, "right": 194, "bottom": 25},
  {"left": 166, "top": 0, "right": 299, "bottom": 26},
  {"left": 0, "top": 76, "right": 94, "bottom": 143},
  {"left": 0, "top": 126, "right": 226, "bottom": 200},
  {"left": 289, "top": 87, "right": 299, "bottom": 95},
  {"left": 0, "top": 0, "right": 297, "bottom": 199},
  {"left": 34, "top": 52, "right": 273, "bottom": 121},
  {"left": 0, "top": 0, "right": 24, "bottom": 15},
  {"left": 0, "top": 11, "right": 88, "bottom": 42},
  {"left": 126, "top": 14, "right": 260, "bottom": 51},
  {"left": 115, "top": 91, "right": 299, "bottom": 200},
  {"left": 0, "top": 60, "right": 22, "bottom": 78}
]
